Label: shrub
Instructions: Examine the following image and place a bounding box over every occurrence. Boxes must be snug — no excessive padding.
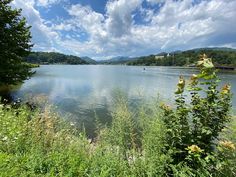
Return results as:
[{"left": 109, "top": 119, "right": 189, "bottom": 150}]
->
[{"left": 160, "top": 54, "right": 235, "bottom": 176}]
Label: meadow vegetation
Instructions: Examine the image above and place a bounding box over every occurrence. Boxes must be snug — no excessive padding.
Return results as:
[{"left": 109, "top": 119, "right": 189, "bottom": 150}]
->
[{"left": 0, "top": 55, "right": 235, "bottom": 177}]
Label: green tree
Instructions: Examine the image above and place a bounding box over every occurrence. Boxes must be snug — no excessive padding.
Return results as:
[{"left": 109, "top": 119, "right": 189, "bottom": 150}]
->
[{"left": 0, "top": 0, "right": 33, "bottom": 86}]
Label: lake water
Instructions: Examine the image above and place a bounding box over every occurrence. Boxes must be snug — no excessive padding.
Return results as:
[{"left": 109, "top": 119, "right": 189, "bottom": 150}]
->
[{"left": 9, "top": 65, "right": 236, "bottom": 136}]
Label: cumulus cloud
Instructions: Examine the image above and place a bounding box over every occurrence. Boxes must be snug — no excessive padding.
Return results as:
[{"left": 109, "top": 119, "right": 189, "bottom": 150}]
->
[
  {"left": 11, "top": 0, "right": 59, "bottom": 51},
  {"left": 36, "top": 0, "right": 65, "bottom": 7},
  {"left": 11, "top": 0, "right": 236, "bottom": 59},
  {"left": 147, "top": 0, "right": 236, "bottom": 50},
  {"left": 67, "top": 4, "right": 105, "bottom": 37},
  {"left": 105, "top": 0, "right": 142, "bottom": 37}
]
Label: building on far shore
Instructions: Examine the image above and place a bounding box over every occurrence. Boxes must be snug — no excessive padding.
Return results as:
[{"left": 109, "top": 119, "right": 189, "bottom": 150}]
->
[
  {"left": 155, "top": 53, "right": 170, "bottom": 60},
  {"left": 155, "top": 55, "right": 164, "bottom": 59}
]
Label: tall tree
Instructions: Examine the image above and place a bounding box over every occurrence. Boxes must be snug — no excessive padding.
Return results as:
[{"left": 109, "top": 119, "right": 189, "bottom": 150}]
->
[{"left": 0, "top": 0, "right": 33, "bottom": 86}]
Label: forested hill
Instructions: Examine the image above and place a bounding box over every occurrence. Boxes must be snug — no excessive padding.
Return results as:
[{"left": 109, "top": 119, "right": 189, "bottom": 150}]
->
[
  {"left": 25, "top": 48, "right": 236, "bottom": 66},
  {"left": 126, "top": 48, "right": 236, "bottom": 66},
  {"left": 25, "top": 52, "right": 92, "bottom": 65},
  {"left": 81, "top": 56, "right": 97, "bottom": 64}
]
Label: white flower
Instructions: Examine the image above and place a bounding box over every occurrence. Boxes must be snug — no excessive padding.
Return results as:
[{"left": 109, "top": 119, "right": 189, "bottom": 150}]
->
[{"left": 2, "top": 136, "right": 8, "bottom": 141}]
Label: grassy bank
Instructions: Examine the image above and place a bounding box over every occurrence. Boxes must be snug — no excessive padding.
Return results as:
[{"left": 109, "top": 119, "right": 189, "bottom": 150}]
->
[{"left": 0, "top": 98, "right": 235, "bottom": 177}]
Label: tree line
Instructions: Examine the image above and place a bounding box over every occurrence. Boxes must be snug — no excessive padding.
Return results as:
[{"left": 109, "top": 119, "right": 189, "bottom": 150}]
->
[
  {"left": 25, "top": 52, "right": 89, "bottom": 65},
  {"left": 127, "top": 49, "right": 236, "bottom": 66}
]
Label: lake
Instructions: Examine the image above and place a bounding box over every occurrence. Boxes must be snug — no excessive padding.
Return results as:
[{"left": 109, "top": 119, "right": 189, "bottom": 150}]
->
[{"left": 8, "top": 65, "right": 236, "bottom": 136}]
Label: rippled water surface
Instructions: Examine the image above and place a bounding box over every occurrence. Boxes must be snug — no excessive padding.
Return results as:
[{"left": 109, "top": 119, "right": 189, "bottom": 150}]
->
[{"left": 9, "top": 65, "right": 236, "bottom": 136}]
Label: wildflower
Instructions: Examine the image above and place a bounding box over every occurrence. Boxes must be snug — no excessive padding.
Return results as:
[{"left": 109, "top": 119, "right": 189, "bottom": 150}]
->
[
  {"left": 187, "top": 145, "right": 204, "bottom": 153},
  {"left": 197, "top": 54, "right": 214, "bottom": 69},
  {"left": 88, "top": 138, "right": 92, "bottom": 144},
  {"left": 2, "top": 136, "right": 8, "bottom": 141},
  {"left": 189, "top": 74, "right": 198, "bottom": 86},
  {"left": 219, "top": 141, "right": 235, "bottom": 150},
  {"left": 221, "top": 84, "right": 231, "bottom": 95},
  {"left": 160, "top": 103, "right": 171, "bottom": 112},
  {"left": 175, "top": 76, "right": 185, "bottom": 94}
]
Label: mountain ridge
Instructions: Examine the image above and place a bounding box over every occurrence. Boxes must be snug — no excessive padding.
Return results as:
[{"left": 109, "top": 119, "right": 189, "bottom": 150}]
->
[{"left": 26, "top": 47, "right": 236, "bottom": 66}]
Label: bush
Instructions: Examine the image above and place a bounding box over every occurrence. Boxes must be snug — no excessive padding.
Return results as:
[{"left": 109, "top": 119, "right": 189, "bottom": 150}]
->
[{"left": 160, "top": 54, "right": 235, "bottom": 176}]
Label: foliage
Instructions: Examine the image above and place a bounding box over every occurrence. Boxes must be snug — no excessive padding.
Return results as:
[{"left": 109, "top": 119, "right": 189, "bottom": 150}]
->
[
  {"left": 0, "top": 0, "right": 33, "bottom": 86},
  {"left": 160, "top": 54, "right": 235, "bottom": 176},
  {"left": 0, "top": 56, "right": 235, "bottom": 176},
  {"left": 127, "top": 48, "right": 236, "bottom": 66},
  {"left": 0, "top": 104, "right": 91, "bottom": 176},
  {"left": 25, "top": 52, "right": 90, "bottom": 65}
]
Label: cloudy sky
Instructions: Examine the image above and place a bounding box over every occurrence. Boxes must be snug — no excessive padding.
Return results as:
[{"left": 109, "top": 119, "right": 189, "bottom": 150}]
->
[{"left": 12, "top": 0, "right": 236, "bottom": 60}]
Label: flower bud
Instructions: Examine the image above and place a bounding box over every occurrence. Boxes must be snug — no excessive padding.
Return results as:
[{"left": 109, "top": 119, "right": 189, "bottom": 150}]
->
[
  {"left": 221, "top": 84, "right": 231, "bottom": 95},
  {"left": 175, "top": 76, "right": 185, "bottom": 94}
]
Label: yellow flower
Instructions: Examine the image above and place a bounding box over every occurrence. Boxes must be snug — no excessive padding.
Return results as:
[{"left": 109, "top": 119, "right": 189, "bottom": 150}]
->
[
  {"left": 160, "top": 103, "right": 171, "bottom": 111},
  {"left": 187, "top": 145, "right": 203, "bottom": 153},
  {"left": 221, "top": 84, "right": 231, "bottom": 95},
  {"left": 197, "top": 54, "right": 206, "bottom": 66},
  {"left": 219, "top": 141, "right": 235, "bottom": 150},
  {"left": 175, "top": 76, "right": 185, "bottom": 94},
  {"left": 197, "top": 54, "right": 214, "bottom": 69},
  {"left": 190, "top": 74, "right": 198, "bottom": 86}
]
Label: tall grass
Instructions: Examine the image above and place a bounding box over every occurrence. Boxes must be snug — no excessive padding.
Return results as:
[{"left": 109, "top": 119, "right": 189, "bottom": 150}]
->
[{"left": 0, "top": 99, "right": 235, "bottom": 176}]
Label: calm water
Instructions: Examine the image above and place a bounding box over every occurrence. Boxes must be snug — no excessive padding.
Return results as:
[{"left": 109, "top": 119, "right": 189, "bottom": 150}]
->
[{"left": 9, "top": 65, "right": 236, "bottom": 136}]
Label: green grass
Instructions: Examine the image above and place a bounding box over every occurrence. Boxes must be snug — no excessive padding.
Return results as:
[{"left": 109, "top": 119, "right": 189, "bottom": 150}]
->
[{"left": 0, "top": 99, "right": 235, "bottom": 177}]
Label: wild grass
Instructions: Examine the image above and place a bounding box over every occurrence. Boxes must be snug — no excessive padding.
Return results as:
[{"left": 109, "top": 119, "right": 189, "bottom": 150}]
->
[{"left": 0, "top": 98, "right": 235, "bottom": 177}]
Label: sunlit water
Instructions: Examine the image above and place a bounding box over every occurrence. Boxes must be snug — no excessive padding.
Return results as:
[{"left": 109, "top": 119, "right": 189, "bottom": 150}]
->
[{"left": 8, "top": 65, "right": 236, "bottom": 136}]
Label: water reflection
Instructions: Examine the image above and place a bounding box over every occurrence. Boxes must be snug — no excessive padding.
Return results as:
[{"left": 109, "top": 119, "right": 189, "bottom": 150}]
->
[{"left": 7, "top": 65, "right": 236, "bottom": 136}]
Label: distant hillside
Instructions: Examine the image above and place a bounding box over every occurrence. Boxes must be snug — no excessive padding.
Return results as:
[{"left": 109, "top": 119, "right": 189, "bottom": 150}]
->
[
  {"left": 25, "top": 52, "right": 90, "bottom": 65},
  {"left": 190, "top": 47, "right": 236, "bottom": 52},
  {"left": 81, "top": 56, "right": 97, "bottom": 64},
  {"left": 26, "top": 48, "right": 236, "bottom": 66},
  {"left": 126, "top": 48, "right": 236, "bottom": 66},
  {"left": 98, "top": 56, "right": 136, "bottom": 64}
]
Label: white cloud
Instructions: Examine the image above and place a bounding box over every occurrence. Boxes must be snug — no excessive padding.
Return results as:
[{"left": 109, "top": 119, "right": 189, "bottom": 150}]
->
[
  {"left": 36, "top": 0, "right": 64, "bottom": 7},
  {"left": 105, "top": 0, "right": 142, "bottom": 37},
  {"left": 51, "top": 23, "right": 75, "bottom": 31},
  {"left": 11, "top": 0, "right": 60, "bottom": 51},
  {"left": 146, "top": 0, "right": 236, "bottom": 50},
  {"left": 68, "top": 4, "right": 105, "bottom": 36}
]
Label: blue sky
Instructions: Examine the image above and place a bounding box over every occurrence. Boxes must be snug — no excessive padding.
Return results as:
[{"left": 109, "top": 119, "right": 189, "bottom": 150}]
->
[{"left": 12, "top": 0, "right": 236, "bottom": 60}]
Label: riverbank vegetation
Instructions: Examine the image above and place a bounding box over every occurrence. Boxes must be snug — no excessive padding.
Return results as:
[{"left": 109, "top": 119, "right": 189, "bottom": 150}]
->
[
  {"left": 1, "top": 56, "right": 235, "bottom": 176},
  {"left": 127, "top": 48, "right": 236, "bottom": 66}
]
